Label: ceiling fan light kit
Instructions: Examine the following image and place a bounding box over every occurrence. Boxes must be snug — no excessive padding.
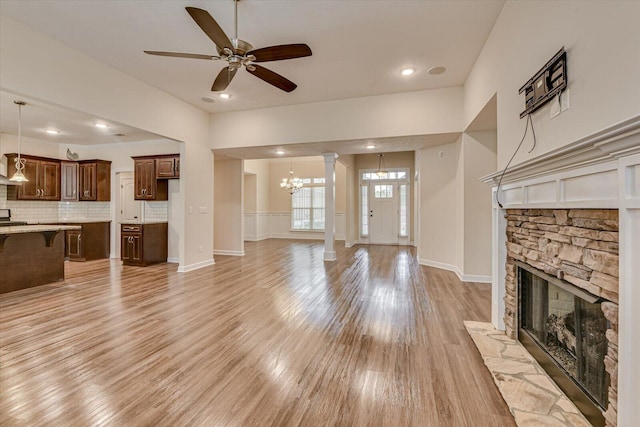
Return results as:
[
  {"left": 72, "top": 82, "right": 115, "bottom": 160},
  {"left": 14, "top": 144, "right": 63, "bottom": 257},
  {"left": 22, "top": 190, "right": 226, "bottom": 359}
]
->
[{"left": 145, "top": 0, "right": 312, "bottom": 93}]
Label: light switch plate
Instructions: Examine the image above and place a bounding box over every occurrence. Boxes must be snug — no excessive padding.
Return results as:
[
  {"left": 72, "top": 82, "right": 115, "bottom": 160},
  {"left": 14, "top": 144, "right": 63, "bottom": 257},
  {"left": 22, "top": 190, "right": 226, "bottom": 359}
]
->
[
  {"left": 550, "top": 95, "right": 561, "bottom": 119},
  {"left": 560, "top": 89, "right": 570, "bottom": 112}
]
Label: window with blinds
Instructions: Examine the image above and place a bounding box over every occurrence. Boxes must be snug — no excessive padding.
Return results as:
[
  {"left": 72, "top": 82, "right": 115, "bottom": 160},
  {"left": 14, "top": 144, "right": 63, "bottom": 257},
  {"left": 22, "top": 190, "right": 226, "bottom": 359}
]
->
[{"left": 292, "top": 186, "right": 325, "bottom": 230}]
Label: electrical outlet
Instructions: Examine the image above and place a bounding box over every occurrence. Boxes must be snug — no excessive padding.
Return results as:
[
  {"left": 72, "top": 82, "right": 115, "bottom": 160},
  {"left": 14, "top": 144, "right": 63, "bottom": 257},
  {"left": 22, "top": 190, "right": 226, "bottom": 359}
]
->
[
  {"left": 188, "top": 206, "right": 193, "bottom": 214},
  {"left": 560, "top": 89, "right": 570, "bottom": 112},
  {"left": 199, "top": 206, "right": 207, "bottom": 214}
]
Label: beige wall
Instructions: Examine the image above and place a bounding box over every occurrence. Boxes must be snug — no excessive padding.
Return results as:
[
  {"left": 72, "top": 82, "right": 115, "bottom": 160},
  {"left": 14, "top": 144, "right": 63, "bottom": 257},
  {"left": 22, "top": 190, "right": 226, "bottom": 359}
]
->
[
  {"left": 464, "top": 1, "right": 640, "bottom": 170},
  {"left": 243, "top": 174, "right": 257, "bottom": 214},
  {"left": 214, "top": 159, "right": 243, "bottom": 254},
  {"left": 244, "top": 159, "right": 270, "bottom": 213},
  {"left": 418, "top": 140, "right": 459, "bottom": 268},
  {"left": 269, "top": 157, "right": 346, "bottom": 213},
  {"left": 355, "top": 151, "right": 415, "bottom": 242},
  {"left": 210, "top": 88, "right": 463, "bottom": 150},
  {"left": 461, "top": 131, "right": 496, "bottom": 277}
]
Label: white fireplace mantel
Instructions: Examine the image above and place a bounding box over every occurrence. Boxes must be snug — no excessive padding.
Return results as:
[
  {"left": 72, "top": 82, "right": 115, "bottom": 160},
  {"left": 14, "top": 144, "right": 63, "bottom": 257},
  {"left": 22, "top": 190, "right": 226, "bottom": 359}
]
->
[{"left": 481, "top": 114, "right": 640, "bottom": 427}]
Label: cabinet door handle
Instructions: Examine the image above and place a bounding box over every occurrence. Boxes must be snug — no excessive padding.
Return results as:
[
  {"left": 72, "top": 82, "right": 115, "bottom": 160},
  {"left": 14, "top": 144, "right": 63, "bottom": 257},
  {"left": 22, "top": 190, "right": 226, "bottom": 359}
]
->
[{"left": 78, "top": 235, "right": 82, "bottom": 241}]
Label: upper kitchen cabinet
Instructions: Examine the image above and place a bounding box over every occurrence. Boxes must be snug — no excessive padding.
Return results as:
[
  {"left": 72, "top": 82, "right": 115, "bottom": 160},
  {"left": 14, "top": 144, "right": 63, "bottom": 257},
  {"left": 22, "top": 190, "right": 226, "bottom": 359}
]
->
[
  {"left": 78, "top": 160, "right": 111, "bottom": 201},
  {"left": 6, "top": 154, "right": 60, "bottom": 201},
  {"left": 61, "top": 161, "right": 78, "bottom": 201},
  {"left": 156, "top": 154, "right": 180, "bottom": 179},
  {"left": 132, "top": 155, "right": 167, "bottom": 201}
]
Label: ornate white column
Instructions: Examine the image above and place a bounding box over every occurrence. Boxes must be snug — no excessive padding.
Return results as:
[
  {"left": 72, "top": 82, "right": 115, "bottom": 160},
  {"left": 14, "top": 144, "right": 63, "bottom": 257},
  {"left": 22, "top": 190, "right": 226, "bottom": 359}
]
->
[{"left": 323, "top": 153, "right": 338, "bottom": 261}]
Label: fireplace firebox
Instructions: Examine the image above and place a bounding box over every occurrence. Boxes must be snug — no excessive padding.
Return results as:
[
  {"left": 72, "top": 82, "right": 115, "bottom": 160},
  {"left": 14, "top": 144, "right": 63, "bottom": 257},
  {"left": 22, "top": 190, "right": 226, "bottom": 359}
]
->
[{"left": 517, "top": 262, "right": 609, "bottom": 427}]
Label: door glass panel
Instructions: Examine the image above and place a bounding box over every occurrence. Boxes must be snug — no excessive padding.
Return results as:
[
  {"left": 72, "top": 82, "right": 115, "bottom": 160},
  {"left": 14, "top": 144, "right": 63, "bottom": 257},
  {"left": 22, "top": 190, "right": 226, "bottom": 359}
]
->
[{"left": 374, "top": 184, "right": 393, "bottom": 198}]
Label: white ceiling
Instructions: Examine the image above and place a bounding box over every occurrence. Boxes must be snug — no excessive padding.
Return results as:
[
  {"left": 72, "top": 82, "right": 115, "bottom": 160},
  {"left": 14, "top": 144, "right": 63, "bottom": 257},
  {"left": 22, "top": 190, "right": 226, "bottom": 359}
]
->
[{"left": 0, "top": 0, "right": 503, "bottom": 155}]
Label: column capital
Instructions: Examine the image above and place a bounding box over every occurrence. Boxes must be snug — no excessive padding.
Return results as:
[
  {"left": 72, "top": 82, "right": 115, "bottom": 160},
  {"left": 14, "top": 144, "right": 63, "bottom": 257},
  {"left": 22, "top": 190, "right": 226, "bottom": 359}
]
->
[{"left": 323, "top": 152, "right": 339, "bottom": 163}]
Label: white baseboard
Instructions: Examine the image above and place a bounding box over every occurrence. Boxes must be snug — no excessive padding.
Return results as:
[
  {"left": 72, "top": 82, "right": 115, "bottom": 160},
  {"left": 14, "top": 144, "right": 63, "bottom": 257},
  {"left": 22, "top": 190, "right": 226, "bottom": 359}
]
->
[
  {"left": 167, "top": 257, "right": 179, "bottom": 263},
  {"left": 177, "top": 258, "right": 215, "bottom": 273},
  {"left": 418, "top": 258, "right": 492, "bottom": 283},
  {"left": 213, "top": 250, "right": 245, "bottom": 256},
  {"left": 344, "top": 241, "right": 356, "bottom": 248},
  {"left": 244, "top": 234, "right": 270, "bottom": 242},
  {"left": 459, "top": 273, "right": 492, "bottom": 283}
]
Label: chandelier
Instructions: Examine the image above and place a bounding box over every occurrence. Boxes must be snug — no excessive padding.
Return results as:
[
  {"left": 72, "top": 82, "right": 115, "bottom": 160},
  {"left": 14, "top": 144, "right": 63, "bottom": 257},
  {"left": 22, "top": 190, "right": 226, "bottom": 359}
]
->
[
  {"left": 280, "top": 160, "right": 303, "bottom": 194},
  {"left": 10, "top": 101, "right": 29, "bottom": 182}
]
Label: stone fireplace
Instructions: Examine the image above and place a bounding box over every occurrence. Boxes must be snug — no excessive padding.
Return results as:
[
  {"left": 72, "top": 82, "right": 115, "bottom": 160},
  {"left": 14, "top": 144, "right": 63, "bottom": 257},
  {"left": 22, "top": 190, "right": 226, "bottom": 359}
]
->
[
  {"left": 481, "top": 116, "right": 640, "bottom": 426},
  {"left": 505, "top": 208, "right": 618, "bottom": 426}
]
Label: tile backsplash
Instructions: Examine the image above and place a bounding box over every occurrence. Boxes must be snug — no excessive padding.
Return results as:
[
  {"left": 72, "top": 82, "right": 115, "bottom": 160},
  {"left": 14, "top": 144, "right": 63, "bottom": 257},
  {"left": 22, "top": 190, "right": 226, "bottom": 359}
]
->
[
  {"left": 0, "top": 185, "right": 6, "bottom": 208},
  {"left": 143, "top": 201, "right": 168, "bottom": 222},
  {"left": 0, "top": 185, "right": 111, "bottom": 223},
  {"left": 0, "top": 185, "right": 168, "bottom": 223}
]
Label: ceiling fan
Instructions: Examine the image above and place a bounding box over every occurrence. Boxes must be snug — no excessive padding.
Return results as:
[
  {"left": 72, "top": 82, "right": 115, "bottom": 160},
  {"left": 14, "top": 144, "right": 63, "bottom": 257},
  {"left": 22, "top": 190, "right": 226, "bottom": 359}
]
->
[{"left": 144, "top": 1, "right": 312, "bottom": 93}]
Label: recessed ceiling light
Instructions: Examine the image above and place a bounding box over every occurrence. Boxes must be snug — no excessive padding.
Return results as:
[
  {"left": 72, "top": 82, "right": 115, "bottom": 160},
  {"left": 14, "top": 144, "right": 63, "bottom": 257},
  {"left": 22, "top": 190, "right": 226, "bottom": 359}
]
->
[
  {"left": 366, "top": 144, "right": 376, "bottom": 149},
  {"left": 401, "top": 68, "right": 415, "bottom": 76},
  {"left": 46, "top": 129, "right": 59, "bottom": 135},
  {"left": 276, "top": 150, "right": 285, "bottom": 155},
  {"left": 95, "top": 123, "right": 108, "bottom": 129},
  {"left": 428, "top": 66, "right": 446, "bottom": 75},
  {"left": 201, "top": 96, "right": 215, "bottom": 103},
  {"left": 219, "top": 93, "right": 231, "bottom": 100}
]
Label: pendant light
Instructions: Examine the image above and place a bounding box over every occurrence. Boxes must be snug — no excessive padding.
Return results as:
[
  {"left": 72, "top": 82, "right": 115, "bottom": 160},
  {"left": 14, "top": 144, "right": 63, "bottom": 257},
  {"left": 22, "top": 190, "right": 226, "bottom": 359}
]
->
[
  {"left": 9, "top": 101, "right": 29, "bottom": 182},
  {"left": 280, "top": 159, "right": 303, "bottom": 194},
  {"left": 376, "top": 153, "right": 388, "bottom": 178}
]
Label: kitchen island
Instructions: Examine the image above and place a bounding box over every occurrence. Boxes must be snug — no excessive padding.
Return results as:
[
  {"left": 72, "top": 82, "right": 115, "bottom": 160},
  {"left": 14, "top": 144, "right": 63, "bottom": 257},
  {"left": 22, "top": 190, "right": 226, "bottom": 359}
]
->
[{"left": 0, "top": 224, "right": 81, "bottom": 294}]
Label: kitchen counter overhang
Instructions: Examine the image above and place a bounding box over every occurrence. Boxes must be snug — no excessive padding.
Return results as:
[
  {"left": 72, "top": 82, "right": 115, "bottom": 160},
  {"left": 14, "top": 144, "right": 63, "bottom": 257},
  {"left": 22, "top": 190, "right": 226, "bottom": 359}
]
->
[{"left": 0, "top": 225, "right": 81, "bottom": 294}]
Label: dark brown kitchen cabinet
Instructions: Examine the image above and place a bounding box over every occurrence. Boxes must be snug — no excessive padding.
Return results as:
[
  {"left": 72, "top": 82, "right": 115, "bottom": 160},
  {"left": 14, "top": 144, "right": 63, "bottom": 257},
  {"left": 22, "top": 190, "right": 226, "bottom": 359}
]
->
[
  {"left": 156, "top": 154, "right": 180, "bottom": 179},
  {"left": 121, "top": 223, "right": 167, "bottom": 266},
  {"left": 5, "top": 154, "right": 60, "bottom": 200},
  {"left": 64, "top": 222, "right": 110, "bottom": 261},
  {"left": 78, "top": 160, "right": 111, "bottom": 201},
  {"left": 61, "top": 161, "right": 79, "bottom": 201},
  {"left": 132, "top": 156, "right": 168, "bottom": 201}
]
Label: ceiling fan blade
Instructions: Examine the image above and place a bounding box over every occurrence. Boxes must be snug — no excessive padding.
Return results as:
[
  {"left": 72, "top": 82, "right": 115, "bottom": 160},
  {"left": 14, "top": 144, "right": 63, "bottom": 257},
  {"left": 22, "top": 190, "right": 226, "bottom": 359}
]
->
[
  {"left": 186, "top": 7, "right": 233, "bottom": 52},
  {"left": 212, "top": 67, "right": 238, "bottom": 91},
  {"left": 247, "top": 65, "right": 297, "bottom": 92},
  {"left": 144, "top": 51, "right": 219, "bottom": 60},
  {"left": 248, "top": 44, "right": 312, "bottom": 63}
]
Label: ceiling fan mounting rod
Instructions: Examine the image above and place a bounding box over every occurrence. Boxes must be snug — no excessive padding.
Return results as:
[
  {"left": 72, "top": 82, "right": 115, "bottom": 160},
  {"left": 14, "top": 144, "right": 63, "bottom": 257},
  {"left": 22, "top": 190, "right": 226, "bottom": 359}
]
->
[{"left": 234, "top": 0, "right": 238, "bottom": 42}]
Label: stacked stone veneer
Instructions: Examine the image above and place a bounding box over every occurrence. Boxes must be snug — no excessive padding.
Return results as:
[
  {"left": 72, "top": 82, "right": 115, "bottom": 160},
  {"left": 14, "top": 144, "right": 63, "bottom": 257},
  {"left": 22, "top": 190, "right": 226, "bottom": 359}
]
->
[{"left": 504, "top": 209, "right": 619, "bottom": 427}]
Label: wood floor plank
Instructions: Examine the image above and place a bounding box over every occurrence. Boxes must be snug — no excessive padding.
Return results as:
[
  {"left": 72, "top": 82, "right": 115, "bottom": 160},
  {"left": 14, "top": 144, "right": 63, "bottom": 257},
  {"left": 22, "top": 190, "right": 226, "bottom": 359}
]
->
[{"left": 0, "top": 240, "right": 514, "bottom": 426}]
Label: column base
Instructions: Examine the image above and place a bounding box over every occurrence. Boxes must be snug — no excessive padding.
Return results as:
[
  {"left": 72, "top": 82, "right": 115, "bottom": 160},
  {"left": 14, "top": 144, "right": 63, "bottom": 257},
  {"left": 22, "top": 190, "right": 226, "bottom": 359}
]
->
[{"left": 323, "top": 251, "right": 336, "bottom": 261}]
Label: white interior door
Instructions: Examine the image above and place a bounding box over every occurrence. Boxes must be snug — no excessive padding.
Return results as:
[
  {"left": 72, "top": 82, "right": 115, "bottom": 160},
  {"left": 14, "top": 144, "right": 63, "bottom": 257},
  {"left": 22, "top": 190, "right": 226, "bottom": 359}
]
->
[
  {"left": 368, "top": 183, "right": 398, "bottom": 244},
  {"left": 120, "top": 175, "right": 141, "bottom": 222},
  {"left": 116, "top": 173, "right": 142, "bottom": 257}
]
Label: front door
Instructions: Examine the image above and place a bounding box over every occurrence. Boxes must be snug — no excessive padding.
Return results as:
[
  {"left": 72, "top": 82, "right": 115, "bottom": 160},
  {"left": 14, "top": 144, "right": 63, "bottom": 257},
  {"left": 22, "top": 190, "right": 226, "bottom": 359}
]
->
[{"left": 368, "top": 182, "right": 398, "bottom": 245}]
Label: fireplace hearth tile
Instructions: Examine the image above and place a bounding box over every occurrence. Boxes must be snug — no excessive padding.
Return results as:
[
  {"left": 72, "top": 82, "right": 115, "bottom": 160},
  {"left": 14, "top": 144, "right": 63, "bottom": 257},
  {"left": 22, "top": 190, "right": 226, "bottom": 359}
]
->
[{"left": 464, "top": 321, "right": 590, "bottom": 427}]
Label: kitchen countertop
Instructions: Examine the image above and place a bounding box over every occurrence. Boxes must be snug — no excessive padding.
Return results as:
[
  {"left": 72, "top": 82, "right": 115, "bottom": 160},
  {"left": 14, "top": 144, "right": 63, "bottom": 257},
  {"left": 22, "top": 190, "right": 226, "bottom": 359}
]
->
[
  {"left": 28, "top": 220, "right": 111, "bottom": 224},
  {"left": 120, "top": 221, "right": 168, "bottom": 225},
  {"left": 0, "top": 224, "right": 82, "bottom": 235}
]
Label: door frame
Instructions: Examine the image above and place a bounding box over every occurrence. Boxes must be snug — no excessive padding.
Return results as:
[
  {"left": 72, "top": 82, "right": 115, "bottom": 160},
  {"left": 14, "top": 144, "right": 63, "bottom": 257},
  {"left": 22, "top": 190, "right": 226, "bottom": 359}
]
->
[
  {"left": 358, "top": 167, "right": 411, "bottom": 246},
  {"left": 114, "top": 171, "right": 143, "bottom": 259}
]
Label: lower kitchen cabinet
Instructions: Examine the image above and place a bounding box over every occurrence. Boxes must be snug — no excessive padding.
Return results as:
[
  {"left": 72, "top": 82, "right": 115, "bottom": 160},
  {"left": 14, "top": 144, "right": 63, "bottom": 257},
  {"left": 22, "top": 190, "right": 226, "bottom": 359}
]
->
[
  {"left": 121, "top": 222, "right": 167, "bottom": 266},
  {"left": 65, "top": 222, "right": 111, "bottom": 261}
]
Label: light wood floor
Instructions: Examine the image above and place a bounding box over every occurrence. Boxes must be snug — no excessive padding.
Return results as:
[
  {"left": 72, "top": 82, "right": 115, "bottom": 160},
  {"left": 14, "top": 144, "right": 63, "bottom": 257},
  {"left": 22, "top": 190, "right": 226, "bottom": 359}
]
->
[{"left": 0, "top": 240, "right": 514, "bottom": 426}]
